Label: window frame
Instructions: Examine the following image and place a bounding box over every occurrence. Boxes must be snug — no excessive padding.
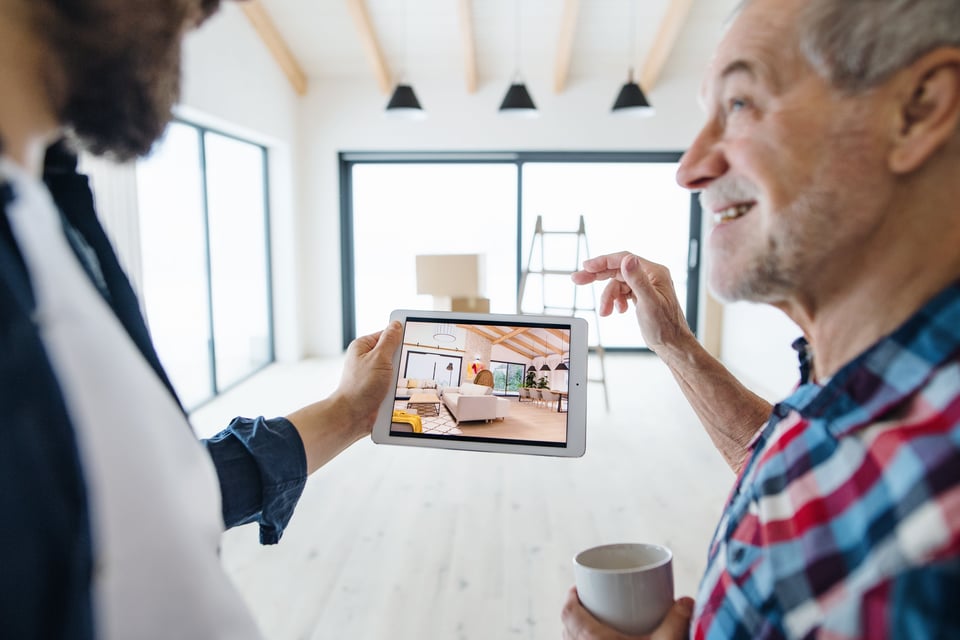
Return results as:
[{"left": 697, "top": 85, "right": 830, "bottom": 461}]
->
[
  {"left": 138, "top": 118, "right": 276, "bottom": 410},
  {"left": 338, "top": 151, "right": 702, "bottom": 352}
]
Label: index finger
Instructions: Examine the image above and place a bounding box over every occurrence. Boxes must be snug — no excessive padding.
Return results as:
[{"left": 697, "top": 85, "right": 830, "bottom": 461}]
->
[{"left": 572, "top": 252, "right": 636, "bottom": 285}]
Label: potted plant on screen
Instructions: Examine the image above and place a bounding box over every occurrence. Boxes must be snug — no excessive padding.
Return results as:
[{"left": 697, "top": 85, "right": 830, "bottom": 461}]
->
[{"left": 524, "top": 369, "right": 537, "bottom": 389}]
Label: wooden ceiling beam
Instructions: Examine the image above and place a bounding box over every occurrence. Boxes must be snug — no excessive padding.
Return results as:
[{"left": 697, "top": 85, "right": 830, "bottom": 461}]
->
[
  {"left": 553, "top": 0, "right": 580, "bottom": 93},
  {"left": 458, "top": 0, "right": 478, "bottom": 93},
  {"left": 239, "top": 0, "right": 308, "bottom": 96},
  {"left": 638, "top": 0, "right": 695, "bottom": 92},
  {"left": 546, "top": 328, "right": 570, "bottom": 348},
  {"left": 346, "top": 0, "right": 393, "bottom": 95},
  {"left": 491, "top": 327, "right": 530, "bottom": 345}
]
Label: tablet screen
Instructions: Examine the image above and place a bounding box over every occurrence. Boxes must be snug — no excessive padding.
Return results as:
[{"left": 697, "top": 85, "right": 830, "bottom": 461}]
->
[{"left": 388, "top": 316, "right": 576, "bottom": 449}]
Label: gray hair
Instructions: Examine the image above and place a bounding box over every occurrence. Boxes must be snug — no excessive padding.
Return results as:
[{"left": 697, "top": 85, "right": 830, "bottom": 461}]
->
[{"left": 797, "top": 0, "right": 960, "bottom": 92}]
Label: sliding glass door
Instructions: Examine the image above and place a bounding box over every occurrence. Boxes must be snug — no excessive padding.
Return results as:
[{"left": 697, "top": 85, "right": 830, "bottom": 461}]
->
[
  {"left": 491, "top": 361, "right": 525, "bottom": 396},
  {"left": 137, "top": 121, "right": 273, "bottom": 409},
  {"left": 520, "top": 162, "right": 693, "bottom": 349},
  {"left": 341, "top": 152, "right": 699, "bottom": 351},
  {"left": 348, "top": 163, "right": 518, "bottom": 337}
]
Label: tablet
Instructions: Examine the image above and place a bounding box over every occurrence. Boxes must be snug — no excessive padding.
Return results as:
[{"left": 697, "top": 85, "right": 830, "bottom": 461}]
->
[{"left": 372, "top": 310, "right": 587, "bottom": 457}]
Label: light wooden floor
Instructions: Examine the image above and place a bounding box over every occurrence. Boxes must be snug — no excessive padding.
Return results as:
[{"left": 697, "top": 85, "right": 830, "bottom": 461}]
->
[
  {"left": 455, "top": 399, "right": 568, "bottom": 442},
  {"left": 191, "top": 352, "right": 734, "bottom": 640}
]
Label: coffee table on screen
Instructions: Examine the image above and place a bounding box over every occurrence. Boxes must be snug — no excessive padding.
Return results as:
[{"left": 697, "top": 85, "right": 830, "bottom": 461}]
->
[{"left": 406, "top": 392, "right": 441, "bottom": 417}]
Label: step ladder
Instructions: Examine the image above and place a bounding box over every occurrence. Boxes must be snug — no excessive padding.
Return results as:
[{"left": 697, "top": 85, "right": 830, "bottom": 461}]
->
[{"left": 518, "top": 215, "right": 609, "bottom": 410}]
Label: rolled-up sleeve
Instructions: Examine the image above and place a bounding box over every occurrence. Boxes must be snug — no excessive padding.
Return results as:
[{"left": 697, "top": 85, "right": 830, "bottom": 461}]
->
[{"left": 202, "top": 416, "right": 307, "bottom": 545}]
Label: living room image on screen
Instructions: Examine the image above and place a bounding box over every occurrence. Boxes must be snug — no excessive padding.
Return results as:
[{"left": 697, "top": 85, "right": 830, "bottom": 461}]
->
[{"left": 391, "top": 319, "right": 570, "bottom": 446}]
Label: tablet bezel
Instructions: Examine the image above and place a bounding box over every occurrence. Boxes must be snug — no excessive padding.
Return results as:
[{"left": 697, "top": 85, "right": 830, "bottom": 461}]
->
[{"left": 372, "top": 309, "right": 587, "bottom": 457}]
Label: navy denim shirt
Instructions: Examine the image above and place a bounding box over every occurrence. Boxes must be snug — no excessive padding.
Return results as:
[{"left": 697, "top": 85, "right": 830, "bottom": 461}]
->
[{"left": 0, "top": 143, "right": 307, "bottom": 639}]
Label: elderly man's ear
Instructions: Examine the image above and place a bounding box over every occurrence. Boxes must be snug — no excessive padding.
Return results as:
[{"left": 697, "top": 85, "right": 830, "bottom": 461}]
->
[{"left": 888, "top": 47, "right": 960, "bottom": 174}]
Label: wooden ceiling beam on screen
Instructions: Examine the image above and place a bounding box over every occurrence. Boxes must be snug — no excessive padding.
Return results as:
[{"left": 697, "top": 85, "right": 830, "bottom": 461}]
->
[
  {"left": 638, "top": 0, "right": 695, "bottom": 92},
  {"left": 460, "top": 325, "right": 540, "bottom": 360},
  {"left": 346, "top": 0, "right": 392, "bottom": 94},
  {"left": 501, "top": 343, "right": 537, "bottom": 360},
  {"left": 459, "top": 0, "right": 478, "bottom": 93},
  {"left": 461, "top": 325, "right": 502, "bottom": 345},
  {"left": 553, "top": 0, "right": 580, "bottom": 93},
  {"left": 239, "top": 0, "right": 308, "bottom": 96},
  {"left": 546, "top": 328, "right": 570, "bottom": 347},
  {"left": 491, "top": 327, "right": 530, "bottom": 345},
  {"left": 524, "top": 332, "right": 556, "bottom": 352}
]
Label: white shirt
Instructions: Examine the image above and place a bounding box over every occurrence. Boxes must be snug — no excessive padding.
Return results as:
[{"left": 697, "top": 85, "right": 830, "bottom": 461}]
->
[{"left": 1, "top": 158, "right": 260, "bottom": 639}]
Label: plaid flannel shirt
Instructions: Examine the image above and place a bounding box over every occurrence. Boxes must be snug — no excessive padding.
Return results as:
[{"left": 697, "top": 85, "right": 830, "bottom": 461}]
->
[{"left": 692, "top": 283, "right": 960, "bottom": 639}]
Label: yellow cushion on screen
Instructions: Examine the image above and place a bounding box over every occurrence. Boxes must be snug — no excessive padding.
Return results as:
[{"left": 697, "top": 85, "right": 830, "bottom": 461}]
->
[{"left": 392, "top": 409, "right": 422, "bottom": 433}]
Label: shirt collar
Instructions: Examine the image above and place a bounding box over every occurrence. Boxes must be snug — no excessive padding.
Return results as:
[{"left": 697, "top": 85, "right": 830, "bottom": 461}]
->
[{"left": 778, "top": 280, "right": 960, "bottom": 437}]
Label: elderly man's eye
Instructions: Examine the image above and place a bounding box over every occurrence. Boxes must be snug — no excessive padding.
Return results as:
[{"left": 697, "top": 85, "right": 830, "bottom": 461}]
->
[{"left": 728, "top": 97, "right": 750, "bottom": 112}]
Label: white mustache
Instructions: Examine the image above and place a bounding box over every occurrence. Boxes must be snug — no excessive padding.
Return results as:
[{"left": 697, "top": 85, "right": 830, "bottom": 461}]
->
[{"left": 699, "top": 177, "right": 758, "bottom": 212}]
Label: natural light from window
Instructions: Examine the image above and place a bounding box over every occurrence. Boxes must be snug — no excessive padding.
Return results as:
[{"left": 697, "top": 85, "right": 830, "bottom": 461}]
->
[{"left": 351, "top": 164, "right": 519, "bottom": 336}]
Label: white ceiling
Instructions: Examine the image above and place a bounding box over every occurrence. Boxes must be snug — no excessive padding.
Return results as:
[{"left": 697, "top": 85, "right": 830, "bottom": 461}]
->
[{"left": 257, "top": 0, "right": 737, "bottom": 93}]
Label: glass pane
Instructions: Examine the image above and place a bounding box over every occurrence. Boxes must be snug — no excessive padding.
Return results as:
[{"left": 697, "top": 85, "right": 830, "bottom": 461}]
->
[
  {"left": 351, "top": 164, "right": 518, "bottom": 336},
  {"left": 521, "top": 163, "right": 691, "bottom": 349},
  {"left": 491, "top": 361, "right": 525, "bottom": 396},
  {"left": 204, "top": 132, "right": 272, "bottom": 389},
  {"left": 507, "top": 363, "right": 524, "bottom": 393},
  {"left": 401, "top": 351, "right": 462, "bottom": 391},
  {"left": 491, "top": 362, "right": 508, "bottom": 393},
  {"left": 136, "top": 122, "right": 212, "bottom": 408}
]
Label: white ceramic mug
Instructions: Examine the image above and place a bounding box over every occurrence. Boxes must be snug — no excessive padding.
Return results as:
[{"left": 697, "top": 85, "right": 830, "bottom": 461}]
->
[{"left": 573, "top": 542, "right": 674, "bottom": 635}]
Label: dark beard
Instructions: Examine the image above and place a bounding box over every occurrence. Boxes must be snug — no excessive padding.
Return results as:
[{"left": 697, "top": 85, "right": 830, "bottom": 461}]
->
[
  {"left": 40, "top": 0, "right": 222, "bottom": 161},
  {"left": 59, "top": 44, "right": 183, "bottom": 162}
]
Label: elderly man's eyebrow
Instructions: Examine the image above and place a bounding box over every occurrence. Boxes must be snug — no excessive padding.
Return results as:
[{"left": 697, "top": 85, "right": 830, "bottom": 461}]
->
[
  {"left": 720, "top": 59, "right": 758, "bottom": 81},
  {"left": 718, "top": 56, "right": 785, "bottom": 94}
]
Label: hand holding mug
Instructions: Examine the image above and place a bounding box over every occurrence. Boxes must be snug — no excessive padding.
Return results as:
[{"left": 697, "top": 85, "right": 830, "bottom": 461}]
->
[{"left": 563, "top": 543, "right": 693, "bottom": 639}]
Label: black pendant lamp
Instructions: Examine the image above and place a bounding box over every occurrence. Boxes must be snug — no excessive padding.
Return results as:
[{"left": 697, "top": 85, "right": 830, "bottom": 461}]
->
[
  {"left": 499, "top": 83, "right": 538, "bottom": 115},
  {"left": 386, "top": 83, "right": 425, "bottom": 118},
  {"left": 385, "top": 0, "right": 425, "bottom": 119},
  {"left": 611, "top": 70, "right": 654, "bottom": 117},
  {"left": 612, "top": 0, "right": 654, "bottom": 117},
  {"left": 499, "top": 0, "right": 538, "bottom": 117}
]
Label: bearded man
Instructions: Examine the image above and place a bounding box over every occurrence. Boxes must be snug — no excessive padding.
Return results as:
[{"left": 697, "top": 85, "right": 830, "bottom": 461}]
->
[
  {"left": 0, "top": 1, "right": 402, "bottom": 638},
  {"left": 563, "top": 0, "right": 960, "bottom": 637}
]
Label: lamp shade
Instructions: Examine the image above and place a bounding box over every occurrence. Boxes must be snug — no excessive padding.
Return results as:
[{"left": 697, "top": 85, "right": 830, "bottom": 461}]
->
[
  {"left": 499, "top": 83, "right": 538, "bottom": 117},
  {"left": 386, "top": 84, "right": 426, "bottom": 118},
  {"left": 611, "top": 80, "right": 654, "bottom": 116},
  {"left": 539, "top": 362, "right": 551, "bottom": 371},
  {"left": 555, "top": 361, "right": 568, "bottom": 371},
  {"left": 433, "top": 323, "right": 456, "bottom": 343}
]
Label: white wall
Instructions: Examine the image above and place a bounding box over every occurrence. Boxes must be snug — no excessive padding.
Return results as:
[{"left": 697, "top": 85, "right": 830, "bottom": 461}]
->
[{"left": 178, "top": 4, "right": 303, "bottom": 362}]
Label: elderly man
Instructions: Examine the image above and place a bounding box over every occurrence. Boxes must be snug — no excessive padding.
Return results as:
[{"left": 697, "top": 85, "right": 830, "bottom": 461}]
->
[
  {"left": 0, "top": 0, "right": 401, "bottom": 638},
  {"left": 563, "top": 0, "right": 960, "bottom": 638}
]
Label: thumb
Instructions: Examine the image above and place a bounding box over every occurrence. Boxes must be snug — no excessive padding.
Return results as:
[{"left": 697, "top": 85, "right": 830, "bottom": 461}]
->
[
  {"left": 367, "top": 320, "right": 402, "bottom": 355},
  {"left": 377, "top": 320, "right": 403, "bottom": 350},
  {"left": 651, "top": 597, "right": 695, "bottom": 640},
  {"left": 620, "top": 255, "right": 655, "bottom": 298}
]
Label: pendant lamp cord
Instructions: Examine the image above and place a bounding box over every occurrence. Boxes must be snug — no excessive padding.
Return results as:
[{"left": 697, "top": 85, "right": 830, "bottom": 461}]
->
[
  {"left": 629, "top": 0, "right": 637, "bottom": 81},
  {"left": 514, "top": 0, "right": 522, "bottom": 81},
  {"left": 401, "top": 0, "right": 408, "bottom": 81}
]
